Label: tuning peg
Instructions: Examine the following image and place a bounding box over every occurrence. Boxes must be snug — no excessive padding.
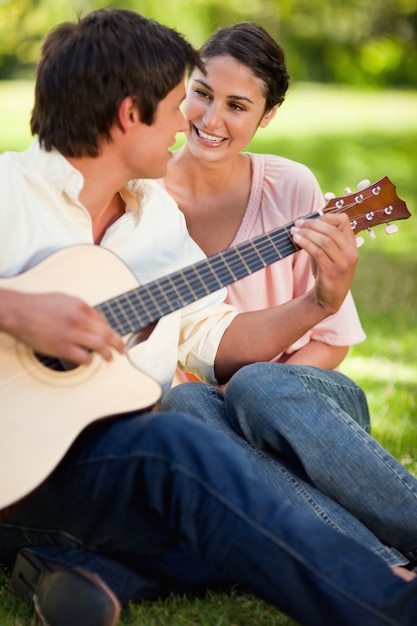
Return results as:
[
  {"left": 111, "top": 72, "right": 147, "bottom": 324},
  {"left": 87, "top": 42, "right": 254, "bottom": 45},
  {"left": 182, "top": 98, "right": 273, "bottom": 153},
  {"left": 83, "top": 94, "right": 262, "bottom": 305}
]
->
[
  {"left": 344, "top": 187, "right": 352, "bottom": 195},
  {"left": 368, "top": 228, "right": 377, "bottom": 240},
  {"left": 385, "top": 223, "right": 398, "bottom": 235},
  {"left": 356, "top": 236, "right": 365, "bottom": 248},
  {"left": 324, "top": 191, "right": 336, "bottom": 201},
  {"left": 357, "top": 179, "right": 371, "bottom": 191}
]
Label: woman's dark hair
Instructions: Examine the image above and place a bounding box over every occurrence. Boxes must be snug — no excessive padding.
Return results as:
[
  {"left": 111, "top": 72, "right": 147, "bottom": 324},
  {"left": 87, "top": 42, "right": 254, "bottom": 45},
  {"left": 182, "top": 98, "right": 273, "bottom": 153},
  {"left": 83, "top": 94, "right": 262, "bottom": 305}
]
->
[
  {"left": 199, "top": 22, "right": 290, "bottom": 113},
  {"left": 31, "top": 9, "right": 203, "bottom": 157}
]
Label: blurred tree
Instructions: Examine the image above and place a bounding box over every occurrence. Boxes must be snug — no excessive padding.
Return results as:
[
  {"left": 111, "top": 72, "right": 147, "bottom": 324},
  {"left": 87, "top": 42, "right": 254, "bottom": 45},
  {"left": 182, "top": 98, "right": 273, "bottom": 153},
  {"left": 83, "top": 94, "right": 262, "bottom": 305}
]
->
[
  {"left": 273, "top": 0, "right": 417, "bottom": 86},
  {"left": 0, "top": 0, "right": 416, "bottom": 86},
  {"left": 0, "top": 0, "right": 86, "bottom": 77}
]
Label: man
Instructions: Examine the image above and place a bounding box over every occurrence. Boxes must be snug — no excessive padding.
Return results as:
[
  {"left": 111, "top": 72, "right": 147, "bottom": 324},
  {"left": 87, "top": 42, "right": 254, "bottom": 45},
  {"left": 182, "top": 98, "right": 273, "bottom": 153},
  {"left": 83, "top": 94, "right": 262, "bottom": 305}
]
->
[{"left": 1, "top": 8, "right": 417, "bottom": 626}]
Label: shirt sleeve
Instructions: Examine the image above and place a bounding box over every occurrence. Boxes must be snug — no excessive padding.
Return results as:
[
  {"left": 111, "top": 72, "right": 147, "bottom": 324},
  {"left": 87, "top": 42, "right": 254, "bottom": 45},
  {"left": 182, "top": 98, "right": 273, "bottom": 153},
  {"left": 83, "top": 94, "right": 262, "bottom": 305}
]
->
[{"left": 177, "top": 292, "right": 239, "bottom": 384}]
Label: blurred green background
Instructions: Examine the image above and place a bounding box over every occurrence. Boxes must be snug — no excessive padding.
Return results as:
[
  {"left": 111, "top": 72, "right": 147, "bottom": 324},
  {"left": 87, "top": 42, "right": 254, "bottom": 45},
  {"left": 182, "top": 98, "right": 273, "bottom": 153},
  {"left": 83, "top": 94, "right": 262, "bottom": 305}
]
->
[
  {"left": 1, "top": 0, "right": 417, "bottom": 87},
  {"left": 0, "top": 2, "right": 416, "bottom": 624}
]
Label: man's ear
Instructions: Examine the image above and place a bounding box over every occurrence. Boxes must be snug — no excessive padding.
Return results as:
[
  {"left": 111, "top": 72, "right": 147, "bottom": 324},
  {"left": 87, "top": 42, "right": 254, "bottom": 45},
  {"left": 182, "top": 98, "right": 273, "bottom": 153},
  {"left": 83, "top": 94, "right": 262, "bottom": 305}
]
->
[
  {"left": 259, "top": 104, "right": 280, "bottom": 129},
  {"left": 118, "top": 96, "right": 139, "bottom": 131}
]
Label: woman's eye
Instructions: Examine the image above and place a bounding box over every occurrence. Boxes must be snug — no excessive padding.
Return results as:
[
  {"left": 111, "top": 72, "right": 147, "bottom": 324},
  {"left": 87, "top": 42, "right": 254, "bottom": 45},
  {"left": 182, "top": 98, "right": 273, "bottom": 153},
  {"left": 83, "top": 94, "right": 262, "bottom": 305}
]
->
[
  {"left": 195, "top": 89, "right": 210, "bottom": 98},
  {"left": 230, "top": 103, "right": 245, "bottom": 112}
]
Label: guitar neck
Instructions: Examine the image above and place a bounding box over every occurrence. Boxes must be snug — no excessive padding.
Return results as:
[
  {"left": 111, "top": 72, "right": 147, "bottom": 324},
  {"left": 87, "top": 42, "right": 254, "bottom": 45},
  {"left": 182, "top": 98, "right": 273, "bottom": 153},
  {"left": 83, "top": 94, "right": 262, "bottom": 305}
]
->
[
  {"left": 97, "top": 217, "right": 304, "bottom": 335},
  {"left": 96, "top": 175, "right": 411, "bottom": 336}
]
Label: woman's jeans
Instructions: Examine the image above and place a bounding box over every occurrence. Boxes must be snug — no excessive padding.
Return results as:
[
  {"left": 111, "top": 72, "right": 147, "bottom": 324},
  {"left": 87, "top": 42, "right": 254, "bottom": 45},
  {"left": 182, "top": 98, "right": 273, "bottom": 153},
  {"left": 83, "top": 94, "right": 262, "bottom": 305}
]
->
[
  {"left": 2, "top": 404, "right": 417, "bottom": 626},
  {"left": 162, "top": 363, "right": 417, "bottom": 567}
]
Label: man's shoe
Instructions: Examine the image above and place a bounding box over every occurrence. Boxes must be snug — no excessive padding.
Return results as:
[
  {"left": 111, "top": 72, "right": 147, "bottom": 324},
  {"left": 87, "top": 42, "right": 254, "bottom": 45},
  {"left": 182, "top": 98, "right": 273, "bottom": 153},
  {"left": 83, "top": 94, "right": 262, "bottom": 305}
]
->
[{"left": 11, "top": 548, "right": 121, "bottom": 626}]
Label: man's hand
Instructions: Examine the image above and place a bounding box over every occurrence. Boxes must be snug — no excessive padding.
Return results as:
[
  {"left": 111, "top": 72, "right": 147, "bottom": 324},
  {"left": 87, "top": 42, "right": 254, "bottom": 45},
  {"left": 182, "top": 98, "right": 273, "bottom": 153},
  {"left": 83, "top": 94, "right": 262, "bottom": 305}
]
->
[{"left": 0, "top": 290, "right": 125, "bottom": 365}]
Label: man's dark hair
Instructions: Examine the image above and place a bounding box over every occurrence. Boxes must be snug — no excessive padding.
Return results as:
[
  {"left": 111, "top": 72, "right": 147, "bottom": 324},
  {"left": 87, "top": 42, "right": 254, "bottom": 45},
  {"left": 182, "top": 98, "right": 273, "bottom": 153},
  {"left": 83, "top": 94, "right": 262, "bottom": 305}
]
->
[{"left": 31, "top": 9, "right": 203, "bottom": 157}]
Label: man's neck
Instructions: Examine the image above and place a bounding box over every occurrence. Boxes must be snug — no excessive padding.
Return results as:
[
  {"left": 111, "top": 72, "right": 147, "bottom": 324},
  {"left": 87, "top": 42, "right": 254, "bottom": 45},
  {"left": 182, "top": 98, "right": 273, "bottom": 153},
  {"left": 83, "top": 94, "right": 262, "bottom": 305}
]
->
[
  {"left": 90, "top": 193, "right": 126, "bottom": 244},
  {"left": 66, "top": 154, "right": 127, "bottom": 244}
]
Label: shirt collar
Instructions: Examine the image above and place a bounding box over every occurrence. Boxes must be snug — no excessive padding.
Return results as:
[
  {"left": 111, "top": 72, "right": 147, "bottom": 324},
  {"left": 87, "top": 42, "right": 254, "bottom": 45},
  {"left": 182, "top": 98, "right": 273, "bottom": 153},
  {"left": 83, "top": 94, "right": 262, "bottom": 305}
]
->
[
  {"left": 28, "top": 139, "right": 155, "bottom": 215},
  {"left": 28, "top": 139, "right": 85, "bottom": 202}
]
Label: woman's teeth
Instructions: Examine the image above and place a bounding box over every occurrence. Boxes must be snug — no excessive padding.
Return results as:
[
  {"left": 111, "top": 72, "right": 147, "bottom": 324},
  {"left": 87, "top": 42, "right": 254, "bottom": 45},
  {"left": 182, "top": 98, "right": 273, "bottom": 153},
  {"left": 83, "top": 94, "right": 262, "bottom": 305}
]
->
[{"left": 196, "top": 128, "right": 224, "bottom": 143}]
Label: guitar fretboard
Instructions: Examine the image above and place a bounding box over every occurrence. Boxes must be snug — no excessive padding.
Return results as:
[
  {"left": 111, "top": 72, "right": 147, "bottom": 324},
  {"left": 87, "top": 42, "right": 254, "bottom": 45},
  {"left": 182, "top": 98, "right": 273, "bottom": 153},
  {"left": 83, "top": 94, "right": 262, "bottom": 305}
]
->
[{"left": 97, "top": 216, "right": 307, "bottom": 335}]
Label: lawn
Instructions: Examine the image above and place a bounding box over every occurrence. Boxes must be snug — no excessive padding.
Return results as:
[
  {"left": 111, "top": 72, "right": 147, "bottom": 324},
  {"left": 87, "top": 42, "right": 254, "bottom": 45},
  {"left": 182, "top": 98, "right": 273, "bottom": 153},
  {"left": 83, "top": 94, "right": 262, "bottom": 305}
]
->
[{"left": 0, "top": 81, "right": 416, "bottom": 625}]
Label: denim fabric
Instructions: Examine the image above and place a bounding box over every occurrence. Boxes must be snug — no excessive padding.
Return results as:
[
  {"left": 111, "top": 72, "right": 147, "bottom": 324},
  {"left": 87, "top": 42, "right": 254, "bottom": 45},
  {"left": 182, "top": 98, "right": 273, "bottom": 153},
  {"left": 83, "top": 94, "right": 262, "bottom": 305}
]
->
[
  {"left": 162, "top": 363, "right": 417, "bottom": 567},
  {"left": 2, "top": 410, "right": 417, "bottom": 625}
]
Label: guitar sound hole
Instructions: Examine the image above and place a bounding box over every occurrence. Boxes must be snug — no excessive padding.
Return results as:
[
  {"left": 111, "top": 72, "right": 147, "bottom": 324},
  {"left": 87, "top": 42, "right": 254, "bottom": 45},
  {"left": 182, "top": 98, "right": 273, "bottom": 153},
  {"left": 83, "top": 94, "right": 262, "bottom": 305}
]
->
[{"left": 35, "top": 353, "right": 78, "bottom": 372}]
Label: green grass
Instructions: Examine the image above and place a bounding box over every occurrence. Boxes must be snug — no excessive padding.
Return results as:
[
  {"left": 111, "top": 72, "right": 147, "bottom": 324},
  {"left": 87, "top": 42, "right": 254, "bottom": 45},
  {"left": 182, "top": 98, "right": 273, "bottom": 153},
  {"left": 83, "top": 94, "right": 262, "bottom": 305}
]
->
[{"left": 1, "top": 81, "right": 417, "bottom": 625}]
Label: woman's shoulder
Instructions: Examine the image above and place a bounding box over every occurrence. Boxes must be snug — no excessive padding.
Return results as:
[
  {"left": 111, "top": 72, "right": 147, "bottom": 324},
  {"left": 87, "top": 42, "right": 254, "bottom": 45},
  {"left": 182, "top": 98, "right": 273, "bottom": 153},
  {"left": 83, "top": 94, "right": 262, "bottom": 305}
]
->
[
  {"left": 248, "top": 152, "right": 319, "bottom": 187},
  {"left": 246, "top": 152, "right": 323, "bottom": 212}
]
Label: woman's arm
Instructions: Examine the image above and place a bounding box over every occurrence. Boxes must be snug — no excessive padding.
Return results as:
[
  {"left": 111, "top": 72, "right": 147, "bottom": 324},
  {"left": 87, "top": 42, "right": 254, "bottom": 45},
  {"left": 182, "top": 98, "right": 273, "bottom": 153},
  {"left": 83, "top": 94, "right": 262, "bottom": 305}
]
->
[
  {"left": 279, "top": 341, "right": 349, "bottom": 370},
  {"left": 214, "top": 212, "right": 358, "bottom": 384}
]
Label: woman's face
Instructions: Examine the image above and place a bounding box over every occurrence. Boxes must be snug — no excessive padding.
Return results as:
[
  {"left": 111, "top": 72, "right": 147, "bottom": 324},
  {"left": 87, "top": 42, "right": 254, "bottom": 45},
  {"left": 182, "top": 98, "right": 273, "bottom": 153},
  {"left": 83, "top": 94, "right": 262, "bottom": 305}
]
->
[{"left": 182, "top": 55, "right": 275, "bottom": 161}]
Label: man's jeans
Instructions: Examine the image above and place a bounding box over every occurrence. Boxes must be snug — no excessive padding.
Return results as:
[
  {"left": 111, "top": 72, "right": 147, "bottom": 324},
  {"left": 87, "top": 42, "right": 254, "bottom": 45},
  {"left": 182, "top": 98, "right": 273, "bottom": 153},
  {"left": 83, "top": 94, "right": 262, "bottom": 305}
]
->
[
  {"left": 1, "top": 368, "right": 417, "bottom": 624},
  {"left": 163, "top": 363, "right": 417, "bottom": 567}
]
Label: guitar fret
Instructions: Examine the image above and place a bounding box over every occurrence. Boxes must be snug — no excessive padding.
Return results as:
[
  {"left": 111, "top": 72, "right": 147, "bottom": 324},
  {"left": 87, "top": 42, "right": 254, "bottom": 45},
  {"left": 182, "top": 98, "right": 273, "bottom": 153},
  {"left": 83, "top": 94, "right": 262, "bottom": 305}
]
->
[
  {"left": 233, "top": 248, "right": 252, "bottom": 274},
  {"left": 187, "top": 265, "right": 221, "bottom": 298},
  {"left": 140, "top": 276, "right": 189, "bottom": 322},
  {"left": 198, "top": 266, "right": 225, "bottom": 295},
  {"left": 128, "top": 289, "right": 164, "bottom": 328},
  {"left": 118, "top": 293, "right": 150, "bottom": 334},
  {"left": 143, "top": 280, "right": 173, "bottom": 317},
  {"left": 266, "top": 232, "right": 284, "bottom": 259},
  {"left": 205, "top": 262, "right": 224, "bottom": 289},
  {"left": 140, "top": 274, "right": 191, "bottom": 320},
  {"left": 246, "top": 240, "right": 269, "bottom": 266},
  {"left": 164, "top": 273, "right": 189, "bottom": 306},
  {"left": 99, "top": 301, "right": 121, "bottom": 329},
  {"left": 113, "top": 296, "right": 138, "bottom": 331},
  {"left": 187, "top": 263, "right": 224, "bottom": 294},
  {"left": 216, "top": 251, "right": 239, "bottom": 283},
  {"left": 175, "top": 267, "right": 201, "bottom": 301},
  {"left": 124, "top": 291, "right": 155, "bottom": 325},
  {"left": 98, "top": 297, "right": 132, "bottom": 335}
]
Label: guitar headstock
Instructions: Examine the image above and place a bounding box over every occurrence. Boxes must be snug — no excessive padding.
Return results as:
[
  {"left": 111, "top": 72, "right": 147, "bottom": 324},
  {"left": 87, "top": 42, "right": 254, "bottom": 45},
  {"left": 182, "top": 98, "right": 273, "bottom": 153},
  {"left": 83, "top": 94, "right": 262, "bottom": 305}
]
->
[{"left": 322, "top": 176, "right": 411, "bottom": 246}]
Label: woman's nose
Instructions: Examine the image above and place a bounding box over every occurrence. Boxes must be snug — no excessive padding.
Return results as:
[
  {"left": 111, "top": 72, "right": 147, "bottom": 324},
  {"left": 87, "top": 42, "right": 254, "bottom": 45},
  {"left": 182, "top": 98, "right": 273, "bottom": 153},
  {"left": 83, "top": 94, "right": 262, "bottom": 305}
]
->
[{"left": 202, "top": 103, "right": 222, "bottom": 128}]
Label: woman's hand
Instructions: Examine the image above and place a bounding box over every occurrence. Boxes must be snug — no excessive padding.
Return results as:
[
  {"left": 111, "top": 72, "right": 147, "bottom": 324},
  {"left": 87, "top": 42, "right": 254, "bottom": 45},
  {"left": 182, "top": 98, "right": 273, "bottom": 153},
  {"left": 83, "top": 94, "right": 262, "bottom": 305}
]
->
[{"left": 291, "top": 212, "right": 358, "bottom": 315}]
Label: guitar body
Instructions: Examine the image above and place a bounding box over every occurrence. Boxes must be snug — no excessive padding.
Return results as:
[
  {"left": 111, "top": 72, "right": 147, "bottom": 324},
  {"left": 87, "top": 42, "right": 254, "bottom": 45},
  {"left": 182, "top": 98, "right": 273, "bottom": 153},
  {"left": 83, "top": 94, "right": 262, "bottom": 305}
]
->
[{"left": 0, "top": 245, "right": 162, "bottom": 510}]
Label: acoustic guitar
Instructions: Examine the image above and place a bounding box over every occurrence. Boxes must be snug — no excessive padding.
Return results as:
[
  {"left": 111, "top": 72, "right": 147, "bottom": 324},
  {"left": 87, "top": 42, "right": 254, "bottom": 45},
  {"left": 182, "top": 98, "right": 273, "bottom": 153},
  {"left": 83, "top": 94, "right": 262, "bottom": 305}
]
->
[{"left": 0, "top": 176, "right": 410, "bottom": 510}]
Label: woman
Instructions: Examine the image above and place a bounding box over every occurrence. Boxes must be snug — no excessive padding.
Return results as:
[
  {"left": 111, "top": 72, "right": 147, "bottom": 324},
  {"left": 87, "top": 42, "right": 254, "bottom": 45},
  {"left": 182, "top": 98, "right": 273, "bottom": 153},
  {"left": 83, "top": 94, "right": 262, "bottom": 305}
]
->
[
  {"left": 161, "top": 21, "right": 365, "bottom": 382},
  {"left": 161, "top": 22, "right": 417, "bottom": 580}
]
